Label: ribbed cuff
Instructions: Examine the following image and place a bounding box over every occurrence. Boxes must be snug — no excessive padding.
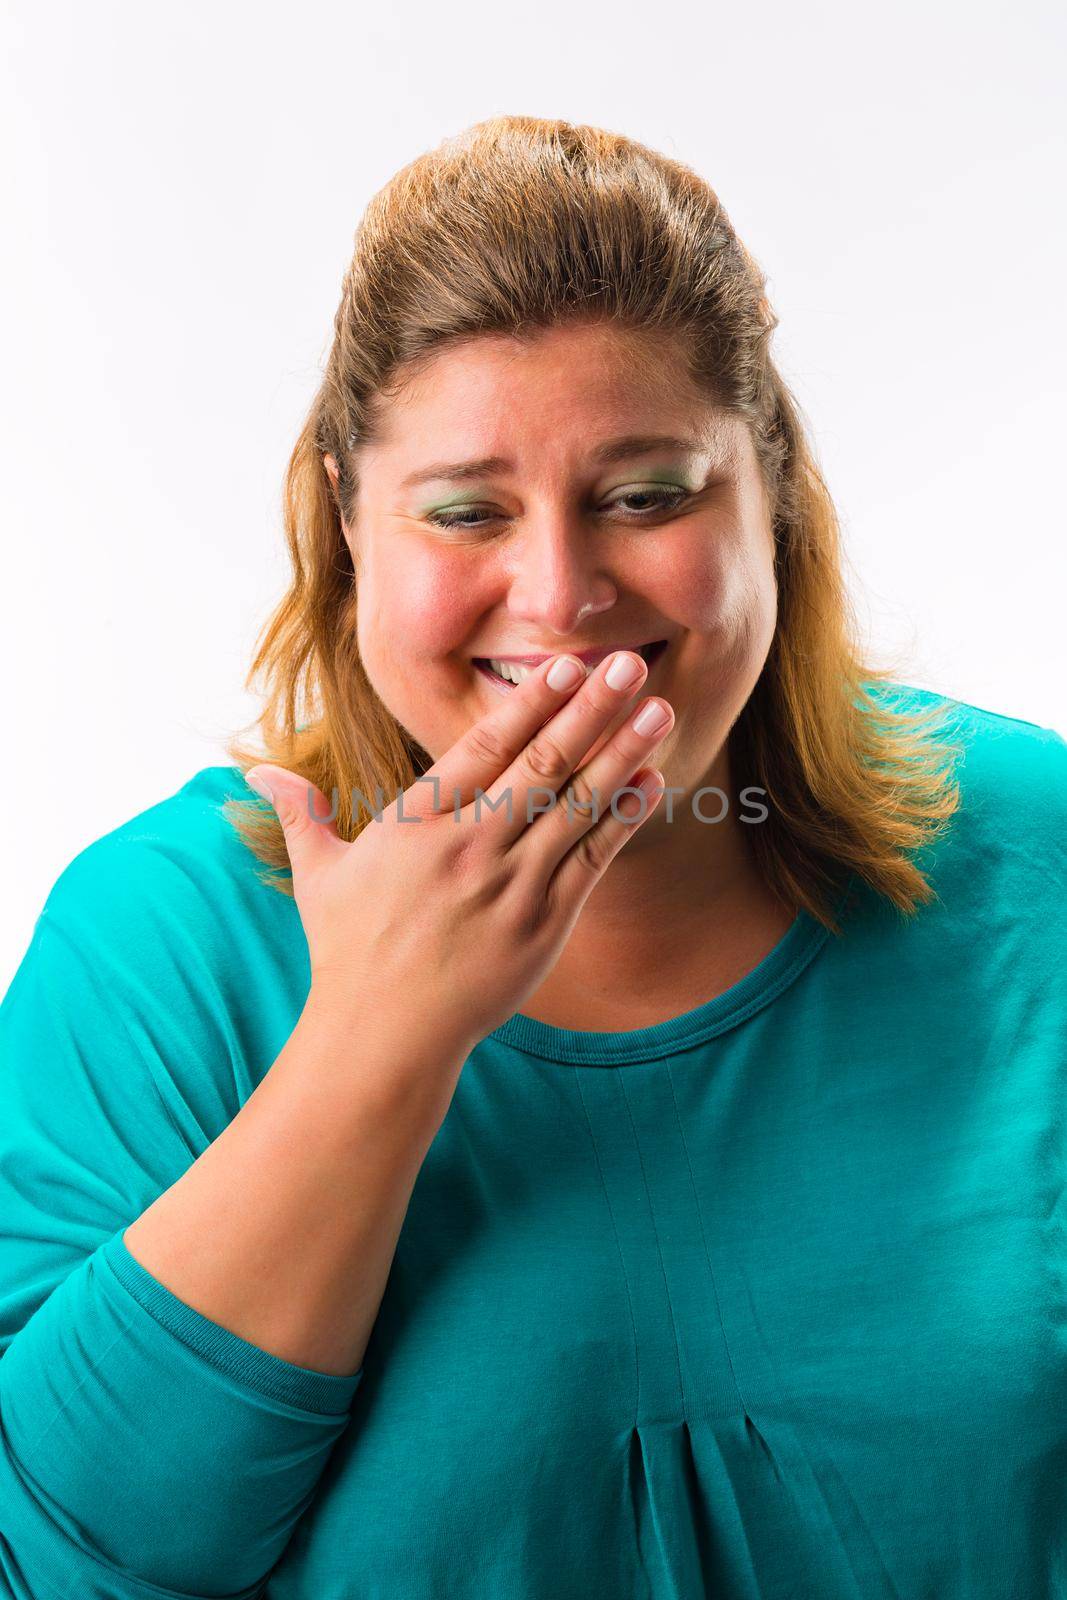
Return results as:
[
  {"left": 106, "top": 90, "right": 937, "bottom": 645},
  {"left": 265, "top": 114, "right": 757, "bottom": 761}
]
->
[{"left": 104, "top": 1230, "right": 362, "bottom": 1415}]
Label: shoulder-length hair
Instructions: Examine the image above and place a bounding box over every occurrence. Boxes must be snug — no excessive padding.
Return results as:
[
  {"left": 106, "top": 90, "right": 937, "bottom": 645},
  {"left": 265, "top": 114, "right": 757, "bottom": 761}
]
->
[{"left": 222, "top": 114, "right": 962, "bottom": 933}]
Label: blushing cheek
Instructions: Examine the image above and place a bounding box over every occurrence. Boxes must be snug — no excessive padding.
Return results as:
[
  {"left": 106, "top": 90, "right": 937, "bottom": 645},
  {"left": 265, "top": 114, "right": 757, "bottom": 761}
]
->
[
  {"left": 402, "top": 561, "right": 471, "bottom": 652},
  {"left": 357, "top": 554, "right": 478, "bottom": 740}
]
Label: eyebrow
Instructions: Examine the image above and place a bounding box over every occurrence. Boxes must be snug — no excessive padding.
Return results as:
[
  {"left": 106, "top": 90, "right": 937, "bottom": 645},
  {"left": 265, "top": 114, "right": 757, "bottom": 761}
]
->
[{"left": 398, "top": 433, "right": 712, "bottom": 491}]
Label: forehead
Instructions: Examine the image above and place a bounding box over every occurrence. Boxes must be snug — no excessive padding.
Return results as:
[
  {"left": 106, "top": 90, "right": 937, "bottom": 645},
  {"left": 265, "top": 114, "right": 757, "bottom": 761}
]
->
[{"left": 366, "top": 322, "right": 722, "bottom": 448}]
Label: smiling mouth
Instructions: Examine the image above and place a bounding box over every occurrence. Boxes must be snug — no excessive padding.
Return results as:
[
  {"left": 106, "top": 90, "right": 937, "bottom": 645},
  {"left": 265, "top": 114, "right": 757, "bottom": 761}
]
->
[{"left": 472, "top": 639, "right": 669, "bottom": 690}]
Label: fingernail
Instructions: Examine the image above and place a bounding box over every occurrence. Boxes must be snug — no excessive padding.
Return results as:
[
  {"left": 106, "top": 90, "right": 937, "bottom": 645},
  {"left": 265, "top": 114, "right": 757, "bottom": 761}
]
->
[
  {"left": 245, "top": 770, "right": 274, "bottom": 805},
  {"left": 632, "top": 701, "right": 670, "bottom": 737},
  {"left": 547, "top": 655, "right": 586, "bottom": 690},
  {"left": 605, "top": 651, "right": 644, "bottom": 691}
]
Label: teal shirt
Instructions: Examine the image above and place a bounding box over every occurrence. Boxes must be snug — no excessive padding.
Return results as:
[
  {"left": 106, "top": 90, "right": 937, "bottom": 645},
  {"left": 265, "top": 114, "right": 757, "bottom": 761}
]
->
[{"left": 1, "top": 682, "right": 1065, "bottom": 1599}]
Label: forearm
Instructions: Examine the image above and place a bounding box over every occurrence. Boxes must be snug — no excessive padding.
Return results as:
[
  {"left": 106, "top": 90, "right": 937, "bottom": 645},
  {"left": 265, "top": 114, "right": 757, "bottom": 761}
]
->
[{"left": 123, "top": 988, "right": 471, "bottom": 1378}]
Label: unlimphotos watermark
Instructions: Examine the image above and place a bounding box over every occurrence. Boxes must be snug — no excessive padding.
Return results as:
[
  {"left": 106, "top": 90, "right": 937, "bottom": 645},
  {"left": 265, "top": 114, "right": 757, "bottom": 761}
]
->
[{"left": 295, "top": 779, "right": 770, "bottom": 827}]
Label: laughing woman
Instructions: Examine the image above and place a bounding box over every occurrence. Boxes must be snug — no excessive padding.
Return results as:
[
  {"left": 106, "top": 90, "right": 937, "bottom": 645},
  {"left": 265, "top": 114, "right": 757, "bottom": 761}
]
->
[{"left": 1, "top": 115, "right": 1065, "bottom": 1600}]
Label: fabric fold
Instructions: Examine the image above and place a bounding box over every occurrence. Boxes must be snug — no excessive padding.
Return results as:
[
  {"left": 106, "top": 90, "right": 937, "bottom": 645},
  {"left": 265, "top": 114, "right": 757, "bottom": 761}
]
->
[
  {"left": 0, "top": 823, "right": 360, "bottom": 1596},
  {"left": 1, "top": 1229, "right": 359, "bottom": 1596}
]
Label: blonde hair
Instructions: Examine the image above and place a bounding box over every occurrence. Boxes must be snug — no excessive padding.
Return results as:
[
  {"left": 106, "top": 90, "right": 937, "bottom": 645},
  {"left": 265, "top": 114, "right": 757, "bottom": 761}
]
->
[{"left": 223, "top": 114, "right": 963, "bottom": 933}]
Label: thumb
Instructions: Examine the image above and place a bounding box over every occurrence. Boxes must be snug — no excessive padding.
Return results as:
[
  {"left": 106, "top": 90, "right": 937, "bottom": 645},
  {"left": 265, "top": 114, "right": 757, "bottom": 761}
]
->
[{"left": 244, "top": 766, "right": 347, "bottom": 876}]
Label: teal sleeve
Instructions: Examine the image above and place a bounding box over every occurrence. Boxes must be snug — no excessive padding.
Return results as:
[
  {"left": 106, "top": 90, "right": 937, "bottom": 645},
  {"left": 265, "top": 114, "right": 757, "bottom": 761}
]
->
[{"left": 0, "top": 846, "right": 361, "bottom": 1599}]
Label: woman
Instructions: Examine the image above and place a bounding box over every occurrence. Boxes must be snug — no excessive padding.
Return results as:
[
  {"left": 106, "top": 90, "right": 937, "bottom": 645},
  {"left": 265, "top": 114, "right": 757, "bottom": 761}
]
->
[{"left": 1, "top": 115, "right": 1064, "bottom": 1599}]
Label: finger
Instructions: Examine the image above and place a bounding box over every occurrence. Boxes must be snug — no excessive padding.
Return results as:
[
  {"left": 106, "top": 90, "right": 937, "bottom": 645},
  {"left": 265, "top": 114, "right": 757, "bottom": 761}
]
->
[
  {"left": 244, "top": 766, "right": 349, "bottom": 882},
  {"left": 414, "top": 653, "right": 592, "bottom": 815},
  {"left": 475, "top": 649, "right": 653, "bottom": 846},
  {"left": 519, "top": 688, "right": 675, "bottom": 876},
  {"left": 548, "top": 767, "right": 667, "bottom": 907}
]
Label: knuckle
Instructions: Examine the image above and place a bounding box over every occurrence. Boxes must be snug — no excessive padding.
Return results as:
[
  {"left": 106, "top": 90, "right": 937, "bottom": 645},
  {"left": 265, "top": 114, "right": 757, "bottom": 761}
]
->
[
  {"left": 507, "top": 871, "right": 554, "bottom": 941},
  {"left": 585, "top": 679, "right": 626, "bottom": 718},
  {"left": 448, "top": 819, "right": 489, "bottom": 875},
  {"left": 463, "top": 721, "right": 512, "bottom": 768},
  {"left": 564, "top": 765, "right": 599, "bottom": 818},
  {"left": 452, "top": 825, "right": 509, "bottom": 896},
  {"left": 573, "top": 825, "right": 611, "bottom": 876},
  {"left": 275, "top": 796, "right": 311, "bottom": 834},
  {"left": 520, "top": 731, "right": 569, "bottom": 786}
]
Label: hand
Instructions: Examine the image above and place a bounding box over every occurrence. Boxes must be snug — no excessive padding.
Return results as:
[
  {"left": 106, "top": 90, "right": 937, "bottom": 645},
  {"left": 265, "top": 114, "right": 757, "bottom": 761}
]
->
[{"left": 244, "top": 650, "right": 674, "bottom": 1048}]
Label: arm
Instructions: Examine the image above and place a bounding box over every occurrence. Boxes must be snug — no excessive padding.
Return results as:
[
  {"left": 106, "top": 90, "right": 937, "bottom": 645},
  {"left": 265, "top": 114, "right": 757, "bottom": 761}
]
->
[
  {"left": 123, "top": 984, "right": 469, "bottom": 1380},
  {"left": 0, "top": 843, "right": 468, "bottom": 1600}
]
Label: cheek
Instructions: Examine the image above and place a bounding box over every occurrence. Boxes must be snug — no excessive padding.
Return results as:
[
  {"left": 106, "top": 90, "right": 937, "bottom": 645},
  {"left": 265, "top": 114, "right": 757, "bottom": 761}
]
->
[
  {"left": 650, "top": 539, "right": 742, "bottom": 632},
  {"left": 358, "top": 553, "right": 474, "bottom": 671},
  {"left": 660, "top": 532, "right": 776, "bottom": 667},
  {"left": 716, "top": 540, "right": 778, "bottom": 672}
]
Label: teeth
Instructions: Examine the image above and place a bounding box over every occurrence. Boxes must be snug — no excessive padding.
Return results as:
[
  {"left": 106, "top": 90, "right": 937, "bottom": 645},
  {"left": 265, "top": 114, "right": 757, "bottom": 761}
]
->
[
  {"left": 488, "top": 659, "right": 534, "bottom": 684},
  {"left": 484, "top": 643, "right": 662, "bottom": 685}
]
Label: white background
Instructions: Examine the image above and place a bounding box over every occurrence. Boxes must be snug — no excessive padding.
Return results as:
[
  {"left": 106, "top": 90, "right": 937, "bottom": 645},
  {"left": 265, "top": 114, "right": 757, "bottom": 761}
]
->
[{"left": 1, "top": 0, "right": 1064, "bottom": 988}]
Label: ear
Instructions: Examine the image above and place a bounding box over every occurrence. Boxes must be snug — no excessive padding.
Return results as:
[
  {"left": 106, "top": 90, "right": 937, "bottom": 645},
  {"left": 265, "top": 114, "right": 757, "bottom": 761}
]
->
[
  {"left": 324, "top": 452, "right": 359, "bottom": 568},
  {"left": 323, "top": 452, "right": 347, "bottom": 527}
]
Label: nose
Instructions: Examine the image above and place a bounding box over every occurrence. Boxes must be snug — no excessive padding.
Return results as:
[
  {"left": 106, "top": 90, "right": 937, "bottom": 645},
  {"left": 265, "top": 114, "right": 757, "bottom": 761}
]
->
[{"left": 499, "top": 511, "right": 617, "bottom": 636}]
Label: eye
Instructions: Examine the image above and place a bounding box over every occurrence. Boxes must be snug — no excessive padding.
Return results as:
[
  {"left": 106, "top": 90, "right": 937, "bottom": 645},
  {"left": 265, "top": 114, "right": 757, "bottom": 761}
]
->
[
  {"left": 425, "top": 484, "right": 691, "bottom": 533},
  {"left": 604, "top": 484, "right": 692, "bottom": 517},
  {"left": 425, "top": 505, "right": 499, "bottom": 531}
]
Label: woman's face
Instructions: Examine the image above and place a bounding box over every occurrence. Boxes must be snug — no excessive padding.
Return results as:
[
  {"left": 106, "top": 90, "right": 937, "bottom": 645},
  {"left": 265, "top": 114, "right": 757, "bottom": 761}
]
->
[{"left": 329, "top": 321, "right": 778, "bottom": 803}]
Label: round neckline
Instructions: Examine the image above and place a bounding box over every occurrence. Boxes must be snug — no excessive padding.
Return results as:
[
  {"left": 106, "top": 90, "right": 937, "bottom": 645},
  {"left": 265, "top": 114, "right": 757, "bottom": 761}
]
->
[{"left": 487, "top": 871, "right": 856, "bottom": 1066}]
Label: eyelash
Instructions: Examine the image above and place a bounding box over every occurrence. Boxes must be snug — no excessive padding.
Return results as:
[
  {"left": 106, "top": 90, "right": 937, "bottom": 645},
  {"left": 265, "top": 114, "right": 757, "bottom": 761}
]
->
[{"left": 425, "top": 485, "right": 692, "bottom": 532}]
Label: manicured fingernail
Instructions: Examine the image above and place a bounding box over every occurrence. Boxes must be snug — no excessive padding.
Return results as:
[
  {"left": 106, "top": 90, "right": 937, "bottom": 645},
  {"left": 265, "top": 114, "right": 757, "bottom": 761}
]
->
[
  {"left": 632, "top": 701, "right": 670, "bottom": 737},
  {"left": 547, "top": 655, "right": 586, "bottom": 690},
  {"left": 605, "top": 651, "right": 644, "bottom": 690}
]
